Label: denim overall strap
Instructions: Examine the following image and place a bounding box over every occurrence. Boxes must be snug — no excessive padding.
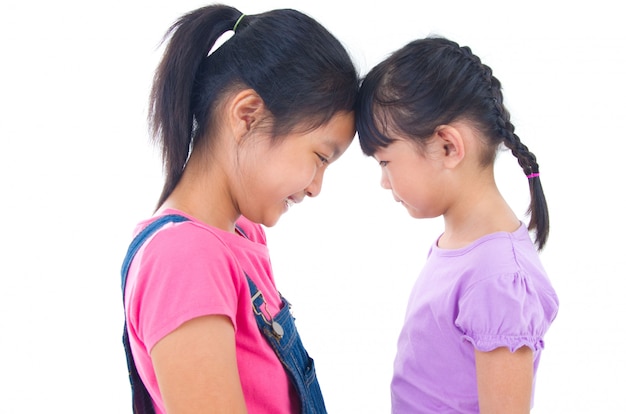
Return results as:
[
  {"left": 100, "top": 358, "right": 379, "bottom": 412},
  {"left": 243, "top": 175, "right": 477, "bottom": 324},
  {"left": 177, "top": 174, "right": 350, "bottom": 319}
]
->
[
  {"left": 121, "top": 214, "right": 189, "bottom": 414},
  {"left": 247, "top": 277, "right": 328, "bottom": 414}
]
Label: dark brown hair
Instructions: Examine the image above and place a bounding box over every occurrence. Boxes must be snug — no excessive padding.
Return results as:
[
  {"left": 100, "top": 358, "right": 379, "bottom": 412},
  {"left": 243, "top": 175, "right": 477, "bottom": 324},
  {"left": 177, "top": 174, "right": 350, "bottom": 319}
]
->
[{"left": 149, "top": 4, "right": 359, "bottom": 207}]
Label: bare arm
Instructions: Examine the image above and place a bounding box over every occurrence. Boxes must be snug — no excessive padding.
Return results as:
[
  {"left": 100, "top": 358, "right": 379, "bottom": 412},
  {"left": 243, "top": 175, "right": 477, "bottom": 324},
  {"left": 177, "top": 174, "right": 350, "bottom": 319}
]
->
[
  {"left": 151, "top": 315, "right": 248, "bottom": 414},
  {"left": 475, "top": 346, "right": 533, "bottom": 414}
]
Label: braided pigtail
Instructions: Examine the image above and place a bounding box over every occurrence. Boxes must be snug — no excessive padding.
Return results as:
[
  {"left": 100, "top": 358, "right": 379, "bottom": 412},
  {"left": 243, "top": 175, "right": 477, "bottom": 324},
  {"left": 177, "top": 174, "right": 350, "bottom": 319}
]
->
[
  {"left": 487, "top": 73, "right": 549, "bottom": 250},
  {"left": 449, "top": 42, "right": 550, "bottom": 250}
]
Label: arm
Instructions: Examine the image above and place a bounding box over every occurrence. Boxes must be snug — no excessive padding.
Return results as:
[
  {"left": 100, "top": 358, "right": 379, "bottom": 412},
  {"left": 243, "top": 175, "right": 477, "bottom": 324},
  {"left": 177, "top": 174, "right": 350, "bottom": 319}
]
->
[
  {"left": 475, "top": 346, "right": 533, "bottom": 414},
  {"left": 151, "top": 315, "right": 248, "bottom": 414}
]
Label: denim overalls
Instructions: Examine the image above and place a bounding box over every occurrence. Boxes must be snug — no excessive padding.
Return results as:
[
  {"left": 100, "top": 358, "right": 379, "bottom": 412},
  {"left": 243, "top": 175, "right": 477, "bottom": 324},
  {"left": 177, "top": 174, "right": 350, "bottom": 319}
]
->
[
  {"left": 246, "top": 264, "right": 326, "bottom": 414},
  {"left": 121, "top": 214, "right": 327, "bottom": 414}
]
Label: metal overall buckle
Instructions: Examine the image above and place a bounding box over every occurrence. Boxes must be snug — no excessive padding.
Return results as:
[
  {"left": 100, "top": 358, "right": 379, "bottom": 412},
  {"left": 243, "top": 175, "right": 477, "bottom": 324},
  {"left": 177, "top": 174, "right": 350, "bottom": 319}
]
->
[{"left": 251, "top": 290, "right": 284, "bottom": 339}]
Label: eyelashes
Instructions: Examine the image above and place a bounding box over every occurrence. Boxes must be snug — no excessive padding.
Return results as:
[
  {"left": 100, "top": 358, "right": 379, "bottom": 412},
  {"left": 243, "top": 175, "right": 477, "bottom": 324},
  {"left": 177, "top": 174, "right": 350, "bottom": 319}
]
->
[{"left": 316, "top": 153, "right": 329, "bottom": 165}]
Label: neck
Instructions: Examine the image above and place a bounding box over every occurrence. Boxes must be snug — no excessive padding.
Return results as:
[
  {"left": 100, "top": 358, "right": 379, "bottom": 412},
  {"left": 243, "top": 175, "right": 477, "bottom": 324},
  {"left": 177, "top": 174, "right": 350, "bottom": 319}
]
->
[
  {"left": 158, "top": 151, "right": 240, "bottom": 233},
  {"left": 439, "top": 173, "right": 519, "bottom": 249}
]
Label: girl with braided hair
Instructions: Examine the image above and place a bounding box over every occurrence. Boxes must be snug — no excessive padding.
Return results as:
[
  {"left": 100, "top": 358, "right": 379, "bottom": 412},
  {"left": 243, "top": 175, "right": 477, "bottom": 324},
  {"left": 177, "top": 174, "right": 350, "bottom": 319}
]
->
[{"left": 356, "top": 36, "right": 559, "bottom": 413}]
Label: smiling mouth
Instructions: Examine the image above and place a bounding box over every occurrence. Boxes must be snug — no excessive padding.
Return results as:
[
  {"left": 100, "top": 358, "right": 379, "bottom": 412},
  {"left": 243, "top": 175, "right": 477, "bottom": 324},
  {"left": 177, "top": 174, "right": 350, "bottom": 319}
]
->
[{"left": 285, "top": 198, "right": 295, "bottom": 208}]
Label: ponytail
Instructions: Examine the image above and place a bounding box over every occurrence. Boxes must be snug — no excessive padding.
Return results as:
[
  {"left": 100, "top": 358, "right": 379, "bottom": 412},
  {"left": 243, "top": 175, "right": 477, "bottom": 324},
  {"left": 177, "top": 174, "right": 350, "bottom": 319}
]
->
[{"left": 149, "top": 5, "right": 242, "bottom": 207}]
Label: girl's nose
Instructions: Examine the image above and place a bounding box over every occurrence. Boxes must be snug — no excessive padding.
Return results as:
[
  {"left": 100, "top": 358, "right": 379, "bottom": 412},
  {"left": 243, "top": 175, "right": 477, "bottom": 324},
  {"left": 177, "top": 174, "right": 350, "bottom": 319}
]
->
[
  {"left": 380, "top": 170, "right": 391, "bottom": 190},
  {"left": 305, "top": 169, "right": 324, "bottom": 197}
]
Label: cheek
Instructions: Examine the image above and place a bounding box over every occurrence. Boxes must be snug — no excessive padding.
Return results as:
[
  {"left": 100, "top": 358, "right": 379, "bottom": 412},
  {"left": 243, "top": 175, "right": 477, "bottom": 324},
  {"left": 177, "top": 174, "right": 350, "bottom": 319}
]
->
[
  {"left": 387, "top": 166, "right": 422, "bottom": 200},
  {"left": 268, "top": 159, "right": 316, "bottom": 194},
  {"left": 286, "top": 154, "right": 318, "bottom": 182},
  {"left": 292, "top": 165, "right": 319, "bottom": 192},
  {"left": 386, "top": 167, "right": 408, "bottom": 190}
]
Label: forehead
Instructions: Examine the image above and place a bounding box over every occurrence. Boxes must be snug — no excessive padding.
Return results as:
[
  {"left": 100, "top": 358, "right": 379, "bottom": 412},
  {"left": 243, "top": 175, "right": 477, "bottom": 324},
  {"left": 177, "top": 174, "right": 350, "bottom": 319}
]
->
[
  {"left": 373, "top": 136, "right": 424, "bottom": 159},
  {"left": 372, "top": 136, "right": 404, "bottom": 154}
]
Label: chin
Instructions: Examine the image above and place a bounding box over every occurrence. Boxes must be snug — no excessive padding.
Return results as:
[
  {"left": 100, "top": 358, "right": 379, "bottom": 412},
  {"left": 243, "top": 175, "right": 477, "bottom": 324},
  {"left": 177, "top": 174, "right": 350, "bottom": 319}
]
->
[
  {"left": 408, "top": 209, "right": 441, "bottom": 220},
  {"left": 260, "top": 211, "right": 282, "bottom": 228},
  {"left": 240, "top": 205, "right": 281, "bottom": 228},
  {"left": 263, "top": 218, "right": 280, "bottom": 227},
  {"left": 406, "top": 208, "right": 427, "bottom": 219}
]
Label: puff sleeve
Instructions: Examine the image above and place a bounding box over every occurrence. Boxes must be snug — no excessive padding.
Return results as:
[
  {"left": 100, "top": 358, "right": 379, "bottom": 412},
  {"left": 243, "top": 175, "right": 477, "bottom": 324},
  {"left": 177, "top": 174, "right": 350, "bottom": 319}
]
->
[{"left": 455, "top": 271, "right": 559, "bottom": 353}]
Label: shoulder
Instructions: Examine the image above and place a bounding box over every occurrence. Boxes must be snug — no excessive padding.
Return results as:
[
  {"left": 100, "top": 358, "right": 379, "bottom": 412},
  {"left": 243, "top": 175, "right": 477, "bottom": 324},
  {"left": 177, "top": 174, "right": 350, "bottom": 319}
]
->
[
  {"left": 125, "top": 218, "right": 247, "bottom": 316},
  {"left": 136, "top": 217, "right": 245, "bottom": 276},
  {"left": 457, "top": 225, "right": 557, "bottom": 302},
  {"left": 443, "top": 224, "right": 542, "bottom": 278},
  {"left": 126, "top": 217, "right": 249, "bottom": 347},
  {"left": 150, "top": 218, "right": 232, "bottom": 250}
]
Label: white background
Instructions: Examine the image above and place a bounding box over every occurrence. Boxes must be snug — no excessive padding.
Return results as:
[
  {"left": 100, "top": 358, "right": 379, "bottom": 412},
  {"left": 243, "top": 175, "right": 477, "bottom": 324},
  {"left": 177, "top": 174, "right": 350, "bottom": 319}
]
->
[{"left": 1, "top": 0, "right": 624, "bottom": 412}]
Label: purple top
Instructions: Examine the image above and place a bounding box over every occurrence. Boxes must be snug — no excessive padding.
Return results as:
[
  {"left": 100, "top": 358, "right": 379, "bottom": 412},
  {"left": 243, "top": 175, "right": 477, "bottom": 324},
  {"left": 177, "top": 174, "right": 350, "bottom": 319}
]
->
[{"left": 391, "top": 224, "right": 559, "bottom": 413}]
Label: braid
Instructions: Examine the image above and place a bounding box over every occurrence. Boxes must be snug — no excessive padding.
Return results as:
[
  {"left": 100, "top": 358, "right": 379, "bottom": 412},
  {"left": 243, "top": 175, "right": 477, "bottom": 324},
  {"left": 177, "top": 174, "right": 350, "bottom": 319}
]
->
[
  {"left": 497, "top": 114, "right": 538, "bottom": 175},
  {"left": 489, "top": 81, "right": 539, "bottom": 175},
  {"left": 482, "top": 56, "right": 549, "bottom": 250},
  {"left": 457, "top": 42, "right": 549, "bottom": 250},
  {"left": 457, "top": 45, "right": 538, "bottom": 173}
]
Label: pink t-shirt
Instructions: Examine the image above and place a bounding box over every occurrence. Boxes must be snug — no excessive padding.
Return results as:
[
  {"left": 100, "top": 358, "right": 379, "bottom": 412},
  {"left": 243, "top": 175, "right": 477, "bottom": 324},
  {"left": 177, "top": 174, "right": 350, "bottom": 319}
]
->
[{"left": 124, "top": 209, "right": 299, "bottom": 413}]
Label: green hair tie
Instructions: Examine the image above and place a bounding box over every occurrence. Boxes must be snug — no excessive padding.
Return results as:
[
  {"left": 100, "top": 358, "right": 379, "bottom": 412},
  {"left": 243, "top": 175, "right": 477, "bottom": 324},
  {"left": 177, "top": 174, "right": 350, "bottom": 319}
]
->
[{"left": 233, "top": 14, "right": 245, "bottom": 32}]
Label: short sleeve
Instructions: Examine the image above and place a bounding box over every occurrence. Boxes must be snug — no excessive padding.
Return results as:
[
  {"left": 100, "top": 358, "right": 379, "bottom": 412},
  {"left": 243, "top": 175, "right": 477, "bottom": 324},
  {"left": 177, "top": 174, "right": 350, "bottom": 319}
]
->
[
  {"left": 455, "top": 272, "right": 559, "bottom": 353},
  {"left": 127, "top": 222, "right": 245, "bottom": 352}
]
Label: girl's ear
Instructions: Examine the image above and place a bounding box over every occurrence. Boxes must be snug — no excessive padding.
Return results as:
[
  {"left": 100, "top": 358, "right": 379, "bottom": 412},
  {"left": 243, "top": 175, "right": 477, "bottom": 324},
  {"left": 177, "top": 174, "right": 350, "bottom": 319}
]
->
[
  {"left": 433, "top": 124, "right": 465, "bottom": 169},
  {"left": 227, "top": 89, "right": 266, "bottom": 142}
]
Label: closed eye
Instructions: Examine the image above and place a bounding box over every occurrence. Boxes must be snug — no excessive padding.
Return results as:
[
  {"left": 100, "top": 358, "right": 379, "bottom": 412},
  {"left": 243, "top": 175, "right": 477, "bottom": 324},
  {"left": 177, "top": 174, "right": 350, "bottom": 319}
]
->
[{"left": 316, "top": 153, "right": 329, "bottom": 166}]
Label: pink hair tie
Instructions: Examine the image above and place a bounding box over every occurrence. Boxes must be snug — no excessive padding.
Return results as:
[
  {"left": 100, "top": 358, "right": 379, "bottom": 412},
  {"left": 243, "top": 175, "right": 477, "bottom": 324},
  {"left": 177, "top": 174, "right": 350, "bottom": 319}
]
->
[{"left": 527, "top": 172, "right": 540, "bottom": 179}]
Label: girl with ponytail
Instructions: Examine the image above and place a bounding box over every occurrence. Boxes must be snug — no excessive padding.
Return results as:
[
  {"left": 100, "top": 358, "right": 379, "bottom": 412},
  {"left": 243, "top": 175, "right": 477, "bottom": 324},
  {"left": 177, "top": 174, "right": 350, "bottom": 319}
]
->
[
  {"left": 356, "top": 37, "right": 559, "bottom": 413},
  {"left": 121, "top": 4, "right": 358, "bottom": 413}
]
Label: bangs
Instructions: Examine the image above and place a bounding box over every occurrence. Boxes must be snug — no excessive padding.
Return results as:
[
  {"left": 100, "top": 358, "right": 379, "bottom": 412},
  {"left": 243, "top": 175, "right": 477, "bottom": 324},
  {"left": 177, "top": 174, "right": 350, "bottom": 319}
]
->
[{"left": 355, "top": 70, "right": 397, "bottom": 156}]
